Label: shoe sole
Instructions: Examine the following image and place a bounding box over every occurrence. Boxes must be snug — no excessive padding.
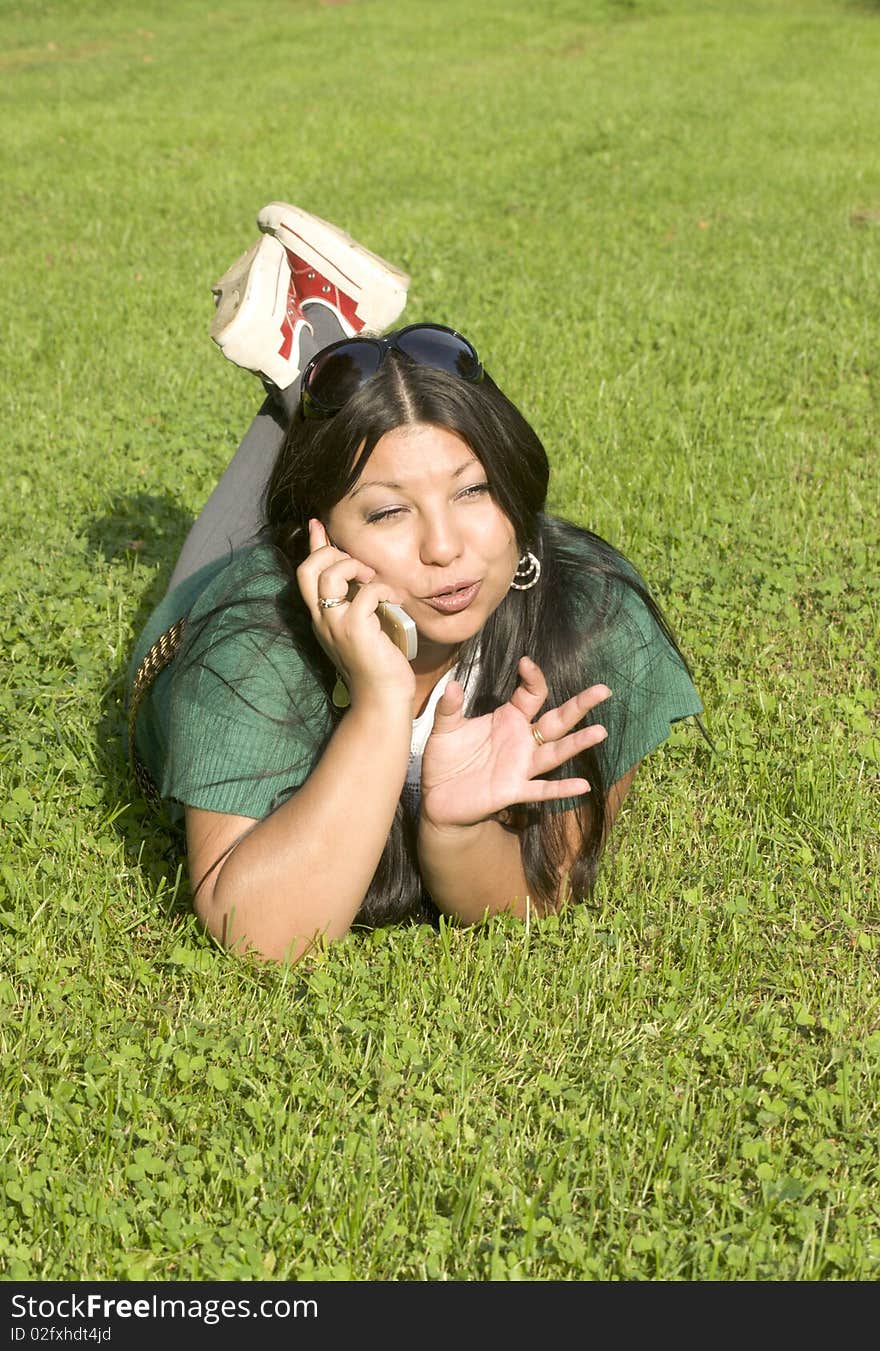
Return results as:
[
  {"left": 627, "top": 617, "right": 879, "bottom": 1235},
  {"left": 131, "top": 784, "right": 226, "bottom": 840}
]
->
[
  {"left": 210, "top": 235, "right": 299, "bottom": 386},
  {"left": 210, "top": 236, "right": 287, "bottom": 338}
]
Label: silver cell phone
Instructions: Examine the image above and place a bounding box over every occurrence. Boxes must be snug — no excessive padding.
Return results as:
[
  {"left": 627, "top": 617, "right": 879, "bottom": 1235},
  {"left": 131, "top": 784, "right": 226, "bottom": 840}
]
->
[
  {"left": 377, "top": 601, "right": 418, "bottom": 661},
  {"left": 344, "top": 575, "right": 419, "bottom": 662}
]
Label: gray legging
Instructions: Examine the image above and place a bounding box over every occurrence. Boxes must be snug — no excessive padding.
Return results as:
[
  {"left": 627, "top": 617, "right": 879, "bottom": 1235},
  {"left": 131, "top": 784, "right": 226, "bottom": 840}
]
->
[{"left": 166, "top": 305, "right": 345, "bottom": 594}]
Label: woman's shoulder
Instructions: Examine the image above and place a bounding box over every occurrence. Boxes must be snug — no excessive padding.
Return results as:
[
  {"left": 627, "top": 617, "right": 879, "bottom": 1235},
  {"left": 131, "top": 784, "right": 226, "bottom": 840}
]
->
[
  {"left": 129, "top": 541, "right": 291, "bottom": 679},
  {"left": 542, "top": 513, "right": 695, "bottom": 683},
  {"left": 543, "top": 515, "right": 644, "bottom": 622},
  {"left": 171, "top": 539, "right": 324, "bottom": 735},
  {"left": 542, "top": 515, "right": 702, "bottom": 781},
  {"left": 176, "top": 540, "right": 313, "bottom": 691},
  {"left": 185, "top": 540, "right": 291, "bottom": 626}
]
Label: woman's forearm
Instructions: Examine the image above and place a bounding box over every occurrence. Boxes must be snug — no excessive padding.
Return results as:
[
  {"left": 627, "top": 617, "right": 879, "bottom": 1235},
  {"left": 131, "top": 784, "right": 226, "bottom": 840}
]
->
[
  {"left": 417, "top": 816, "right": 533, "bottom": 924},
  {"left": 200, "top": 700, "right": 412, "bottom": 961}
]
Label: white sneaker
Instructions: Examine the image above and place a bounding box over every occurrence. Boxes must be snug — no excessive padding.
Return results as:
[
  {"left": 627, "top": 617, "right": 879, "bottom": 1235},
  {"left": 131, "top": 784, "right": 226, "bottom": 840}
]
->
[{"left": 210, "top": 203, "right": 410, "bottom": 390}]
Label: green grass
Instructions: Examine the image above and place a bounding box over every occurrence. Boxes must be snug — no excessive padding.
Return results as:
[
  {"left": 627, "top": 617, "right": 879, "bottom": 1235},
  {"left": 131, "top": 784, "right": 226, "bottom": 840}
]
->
[{"left": 1, "top": 0, "right": 878, "bottom": 1281}]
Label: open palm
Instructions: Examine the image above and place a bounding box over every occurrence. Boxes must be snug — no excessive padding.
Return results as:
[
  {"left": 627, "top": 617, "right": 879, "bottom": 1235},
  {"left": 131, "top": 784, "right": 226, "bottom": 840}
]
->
[{"left": 420, "top": 656, "right": 611, "bottom": 829}]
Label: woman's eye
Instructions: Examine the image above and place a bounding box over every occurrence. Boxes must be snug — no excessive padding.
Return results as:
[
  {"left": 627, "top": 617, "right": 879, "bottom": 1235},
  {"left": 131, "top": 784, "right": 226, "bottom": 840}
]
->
[
  {"left": 366, "top": 507, "right": 406, "bottom": 524},
  {"left": 365, "top": 484, "right": 489, "bottom": 524}
]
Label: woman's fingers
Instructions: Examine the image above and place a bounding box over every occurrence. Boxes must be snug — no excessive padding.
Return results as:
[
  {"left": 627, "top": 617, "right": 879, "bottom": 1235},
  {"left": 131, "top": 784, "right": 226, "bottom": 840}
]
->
[
  {"left": 531, "top": 683, "right": 612, "bottom": 743},
  {"left": 316, "top": 558, "right": 376, "bottom": 604},
  {"left": 297, "top": 522, "right": 377, "bottom": 615},
  {"left": 309, "top": 518, "right": 328, "bottom": 550},
  {"left": 430, "top": 680, "right": 466, "bottom": 735},
  {"left": 517, "top": 776, "right": 593, "bottom": 803},
  {"left": 508, "top": 655, "right": 549, "bottom": 721},
  {"left": 522, "top": 683, "right": 611, "bottom": 784},
  {"left": 308, "top": 518, "right": 343, "bottom": 555},
  {"left": 532, "top": 722, "right": 607, "bottom": 777},
  {"left": 297, "top": 520, "right": 346, "bottom": 599},
  {"left": 313, "top": 575, "right": 409, "bottom": 664},
  {"left": 510, "top": 663, "right": 611, "bottom": 738},
  {"left": 346, "top": 577, "right": 406, "bottom": 620}
]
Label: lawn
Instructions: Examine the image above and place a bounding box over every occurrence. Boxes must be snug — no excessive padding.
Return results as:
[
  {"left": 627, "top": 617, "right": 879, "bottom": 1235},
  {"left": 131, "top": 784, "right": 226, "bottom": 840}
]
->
[{"left": 1, "top": 0, "right": 878, "bottom": 1280}]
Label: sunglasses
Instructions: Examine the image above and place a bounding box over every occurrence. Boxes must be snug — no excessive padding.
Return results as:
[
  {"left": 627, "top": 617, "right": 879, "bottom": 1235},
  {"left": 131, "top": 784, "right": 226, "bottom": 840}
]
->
[{"left": 299, "top": 323, "right": 484, "bottom": 419}]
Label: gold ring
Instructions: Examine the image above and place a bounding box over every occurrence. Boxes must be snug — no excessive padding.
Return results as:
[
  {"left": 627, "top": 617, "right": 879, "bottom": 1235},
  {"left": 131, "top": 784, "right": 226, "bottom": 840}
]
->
[
  {"left": 318, "top": 596, "right": 347, "bottom": 610},
  {"left": 531, "top": 725, "right": 546, "bottom": 746}
]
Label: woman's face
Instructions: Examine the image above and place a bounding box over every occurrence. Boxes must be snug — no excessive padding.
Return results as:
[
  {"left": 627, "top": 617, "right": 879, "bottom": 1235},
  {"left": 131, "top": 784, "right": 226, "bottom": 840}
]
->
[{"left": 324, "top": 423, "right": 520, "bottom": 668}]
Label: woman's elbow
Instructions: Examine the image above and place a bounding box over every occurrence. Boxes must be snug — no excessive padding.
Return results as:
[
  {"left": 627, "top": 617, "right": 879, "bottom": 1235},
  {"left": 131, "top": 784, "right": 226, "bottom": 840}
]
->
[{"left": 191, "top": 884, "right": 334, "bottom": 965}]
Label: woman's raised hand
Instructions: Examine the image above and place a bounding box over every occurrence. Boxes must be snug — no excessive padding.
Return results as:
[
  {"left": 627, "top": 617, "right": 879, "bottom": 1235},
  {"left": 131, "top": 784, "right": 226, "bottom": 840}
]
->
[
  {"left": 296, "top": 519, "right": 416, "bottom": 710},
  {"left": 420, "top": 656, "right": 611, "bottom": 829}
]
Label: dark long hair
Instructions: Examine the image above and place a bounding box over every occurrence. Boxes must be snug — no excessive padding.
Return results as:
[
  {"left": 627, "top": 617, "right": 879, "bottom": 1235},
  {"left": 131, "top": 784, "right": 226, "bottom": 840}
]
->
[{"left": 184, "top": 350, "right": 692, "bottom": 926}]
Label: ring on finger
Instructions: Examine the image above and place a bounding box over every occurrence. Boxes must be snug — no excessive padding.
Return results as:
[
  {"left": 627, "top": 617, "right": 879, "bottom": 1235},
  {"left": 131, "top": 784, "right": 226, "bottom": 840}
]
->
[
  {"left": 318, "top": 595, "right": 348, "bottom": 610},
  {"left": 531, "top": 725, "right": 546, "bottom": 747}
]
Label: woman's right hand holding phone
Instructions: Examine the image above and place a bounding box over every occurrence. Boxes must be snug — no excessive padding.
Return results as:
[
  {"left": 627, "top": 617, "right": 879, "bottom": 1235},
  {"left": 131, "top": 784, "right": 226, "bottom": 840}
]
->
[{"left": 297, "top": 519, "right": 416, "bottom": 711}]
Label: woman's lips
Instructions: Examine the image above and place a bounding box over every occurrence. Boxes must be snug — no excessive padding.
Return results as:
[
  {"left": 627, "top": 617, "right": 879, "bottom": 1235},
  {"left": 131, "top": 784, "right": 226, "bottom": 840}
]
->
[{"left": 422, "top": 581, "right": 482, "bottom": 614}]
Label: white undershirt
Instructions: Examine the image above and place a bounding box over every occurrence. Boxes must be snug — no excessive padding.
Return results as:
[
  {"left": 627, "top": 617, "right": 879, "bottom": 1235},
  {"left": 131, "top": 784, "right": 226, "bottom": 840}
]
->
[{"left": 401, "top": 655, "right": 481, "bottom": 817}]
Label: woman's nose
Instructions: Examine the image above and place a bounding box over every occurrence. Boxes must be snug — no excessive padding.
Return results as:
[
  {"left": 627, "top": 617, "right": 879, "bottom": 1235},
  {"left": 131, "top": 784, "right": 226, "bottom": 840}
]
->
[{"left": 418, "top": 511, "right": 462, "bottom": 566}]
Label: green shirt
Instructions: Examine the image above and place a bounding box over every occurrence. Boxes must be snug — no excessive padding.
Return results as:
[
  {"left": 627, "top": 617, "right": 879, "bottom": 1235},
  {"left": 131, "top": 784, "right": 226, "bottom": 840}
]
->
[
  {"left": 128, "top": 538, "right": 702, "bottom": 822},
  {"left": 127, "top": 545, "right": 332, "bottom": 823},
  {"left": 574, "top": 556, "right": 703, "bottom": 789}
]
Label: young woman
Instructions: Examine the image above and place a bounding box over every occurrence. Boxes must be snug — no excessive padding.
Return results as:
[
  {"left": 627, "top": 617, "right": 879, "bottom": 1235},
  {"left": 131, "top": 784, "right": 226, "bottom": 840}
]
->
[{"left": 128, "top": 202, "right": 703, "bottom": 963}]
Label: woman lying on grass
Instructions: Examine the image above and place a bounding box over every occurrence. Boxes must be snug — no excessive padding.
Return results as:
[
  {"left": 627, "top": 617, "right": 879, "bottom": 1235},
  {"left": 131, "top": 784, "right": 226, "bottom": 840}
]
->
[{"left": 128, "top": 202, "right": 703, "bottom": 963}]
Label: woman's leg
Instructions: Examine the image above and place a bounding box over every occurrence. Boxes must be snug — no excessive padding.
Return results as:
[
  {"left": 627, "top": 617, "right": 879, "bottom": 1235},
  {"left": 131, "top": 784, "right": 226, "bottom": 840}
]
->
[
  {"left": 165, "top": 204, "right": 409, "bottom": 594},
  {"left": 166, "top": 395, "right": 283, "bottom": 593},
  {"left": 165, "top": 306, "right": 344, "bottom": 594}
]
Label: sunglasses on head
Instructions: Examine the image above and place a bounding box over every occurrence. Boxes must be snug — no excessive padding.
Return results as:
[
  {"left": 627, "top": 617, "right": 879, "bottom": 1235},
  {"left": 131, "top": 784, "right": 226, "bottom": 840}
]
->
[{"left": 299, "top": 322, "right": 484, "bottom": 419}]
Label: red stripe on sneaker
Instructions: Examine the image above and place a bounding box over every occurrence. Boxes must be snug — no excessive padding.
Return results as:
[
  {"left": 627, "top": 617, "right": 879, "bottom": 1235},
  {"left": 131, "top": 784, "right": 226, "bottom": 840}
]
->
[
  {"left": 278, "top": 313, "right": 294, "bottom": 360},
  {"left": 283, "top": 249, "right": 363, "bottom": 333},
  {"left": 278, "top": 272, "right": 310, "bottom": 357},
  {"left": 278, "top": 221, "right": 360, "bottom": 290}
]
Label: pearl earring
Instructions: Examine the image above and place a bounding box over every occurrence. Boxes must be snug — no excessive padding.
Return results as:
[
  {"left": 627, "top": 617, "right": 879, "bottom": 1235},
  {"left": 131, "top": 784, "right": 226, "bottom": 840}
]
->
[{"left": 509, "top": 551, "right": 541, "bottom": 591}]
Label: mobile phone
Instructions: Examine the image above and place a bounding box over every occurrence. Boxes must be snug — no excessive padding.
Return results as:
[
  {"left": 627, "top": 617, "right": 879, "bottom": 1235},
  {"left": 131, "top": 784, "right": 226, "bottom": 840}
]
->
[
  {"left": 377, "top": 601, "right": 418, "bottom": 661},
  {"left": 345, "top": 581, "right": 418, "bottom": 660}
]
